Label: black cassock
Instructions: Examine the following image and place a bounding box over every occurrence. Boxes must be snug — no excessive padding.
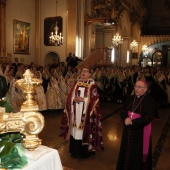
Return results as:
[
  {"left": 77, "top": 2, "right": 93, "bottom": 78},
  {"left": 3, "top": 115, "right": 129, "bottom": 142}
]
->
[{"left": 116, "top": 94, "right": 158, "bottom": 170}]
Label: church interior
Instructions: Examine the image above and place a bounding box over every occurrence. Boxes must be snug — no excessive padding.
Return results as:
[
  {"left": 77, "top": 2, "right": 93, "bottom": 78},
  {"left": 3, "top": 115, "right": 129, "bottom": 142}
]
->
[{"left": 0, "top": 0, "right": 170, "bottom": 170}]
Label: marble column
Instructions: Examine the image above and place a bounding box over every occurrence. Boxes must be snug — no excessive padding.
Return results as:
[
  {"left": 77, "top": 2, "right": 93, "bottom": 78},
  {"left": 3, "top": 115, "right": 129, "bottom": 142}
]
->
[{"left": 0, "top": 0, "right": 6, "bottom": 53}]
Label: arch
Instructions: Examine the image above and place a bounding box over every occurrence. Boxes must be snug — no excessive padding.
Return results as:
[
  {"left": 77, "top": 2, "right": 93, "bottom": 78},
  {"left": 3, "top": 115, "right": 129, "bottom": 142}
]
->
[
  {"left": 152, "top": 50, "right": 164, "bottom": 67},
  {"left": 139, "top": 56, "right": 152, "bottom": 67},
  {"left": 44, "top": 51, "right": 60, "bottom": 66}
]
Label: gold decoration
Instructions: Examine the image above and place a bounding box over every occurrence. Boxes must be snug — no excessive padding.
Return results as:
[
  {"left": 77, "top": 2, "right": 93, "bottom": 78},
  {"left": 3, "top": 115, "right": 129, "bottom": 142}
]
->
[
  {"left": 0, "top": 69, "right": 45, "bottom": 151},
  {"left": 78, "top": 122, "right": 84, "bottom": 130},
  {"left": 72, "top": 120, "right": 77, "bottom": 127},
  {"left": 15, "top": 69, "right": 42, "bottom": 111}
]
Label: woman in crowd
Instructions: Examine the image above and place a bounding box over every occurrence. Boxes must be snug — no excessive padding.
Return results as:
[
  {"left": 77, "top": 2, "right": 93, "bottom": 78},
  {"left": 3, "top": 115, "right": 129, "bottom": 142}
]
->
[
  {"left": 46, "top": 76, "right": 63, "bottom": 110},
  {"left": 92, "top": 67, "right": 104, "bottom": 98},
  {"left": 34, "top": 71, "right": 47, "bottom": 111},
  {"left": 1, "top": 60, "right": 170, "bottom": 113}
]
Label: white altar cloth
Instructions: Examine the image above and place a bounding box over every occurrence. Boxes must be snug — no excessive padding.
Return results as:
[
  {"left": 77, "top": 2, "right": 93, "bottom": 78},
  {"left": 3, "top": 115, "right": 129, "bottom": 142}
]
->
[{"left": 21, "top": 145, "right": 63, "bottom": 170}]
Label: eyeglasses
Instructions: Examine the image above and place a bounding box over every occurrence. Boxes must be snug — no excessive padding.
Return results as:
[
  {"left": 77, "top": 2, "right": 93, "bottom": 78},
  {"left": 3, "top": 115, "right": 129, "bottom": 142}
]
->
[
  {"left": 134, "top": 86, "right": 146, "bottom": 89},
  {"left": 81, "top": 70, "right": 89, "bottom": 73}
]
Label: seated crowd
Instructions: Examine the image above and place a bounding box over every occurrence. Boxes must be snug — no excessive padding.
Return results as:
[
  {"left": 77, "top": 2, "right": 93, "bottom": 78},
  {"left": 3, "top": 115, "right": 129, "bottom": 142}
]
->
[{"left": 0, "top": 60, "right": 170, "bottom": 113}]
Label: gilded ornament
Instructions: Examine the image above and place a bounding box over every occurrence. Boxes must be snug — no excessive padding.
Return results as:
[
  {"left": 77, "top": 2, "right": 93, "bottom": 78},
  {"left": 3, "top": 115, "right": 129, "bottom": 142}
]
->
[{"left": 0, "top": 69, "right": 45, "bottom": 150}]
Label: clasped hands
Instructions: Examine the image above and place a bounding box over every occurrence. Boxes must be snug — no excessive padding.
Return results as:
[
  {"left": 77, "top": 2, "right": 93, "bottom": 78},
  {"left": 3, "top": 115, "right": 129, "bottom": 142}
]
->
[
  {"left": 73, "top": 96, "right": 84, "bottom": 103},
  {"left": 124, "top": 117, "right": 132, "bottom": 126}
]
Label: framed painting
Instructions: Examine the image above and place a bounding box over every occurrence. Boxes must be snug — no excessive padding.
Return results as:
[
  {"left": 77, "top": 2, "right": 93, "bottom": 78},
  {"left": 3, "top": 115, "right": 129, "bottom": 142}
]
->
[
  {"left": 44, "top": 16, "right": 63, "bottom": 46},
  {"left": 13, "top": 19, "right": 30, "bottom": 54}
]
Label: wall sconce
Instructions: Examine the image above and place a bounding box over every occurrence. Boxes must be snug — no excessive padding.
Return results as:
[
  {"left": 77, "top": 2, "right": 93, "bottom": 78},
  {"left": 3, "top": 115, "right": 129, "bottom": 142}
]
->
[{"left": 112, "top": 32, "right": 123, "bottom": 46}]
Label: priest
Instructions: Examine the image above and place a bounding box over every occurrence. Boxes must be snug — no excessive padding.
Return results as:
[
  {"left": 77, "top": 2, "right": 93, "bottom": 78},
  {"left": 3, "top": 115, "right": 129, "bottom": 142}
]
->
[{"left": 59, "top": 66, "right": 103, "bottom": 158}]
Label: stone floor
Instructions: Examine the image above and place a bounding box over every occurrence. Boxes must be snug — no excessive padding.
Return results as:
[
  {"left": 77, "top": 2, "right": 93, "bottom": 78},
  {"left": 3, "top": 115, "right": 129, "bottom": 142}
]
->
[{"left": 39, "top": 101, "right": 170, "bottom": 170}]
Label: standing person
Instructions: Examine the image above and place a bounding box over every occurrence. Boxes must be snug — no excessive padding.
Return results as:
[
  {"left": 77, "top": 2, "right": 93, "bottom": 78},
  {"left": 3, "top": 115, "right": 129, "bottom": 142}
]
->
[
  {"left": 59, "top": 66, "right": 103, "bottom": 158},
  {"left": 66, "top": 52, "right": 72, "bottom": 68},
  {"left": 114, "top": 69, "right": 126, "bottom": 103},
  {"left": 116, "top": 80, "right": 158, "bottom": 170},
  {"left": 71, "top": 52, "right": 82, "bottom": 68}
]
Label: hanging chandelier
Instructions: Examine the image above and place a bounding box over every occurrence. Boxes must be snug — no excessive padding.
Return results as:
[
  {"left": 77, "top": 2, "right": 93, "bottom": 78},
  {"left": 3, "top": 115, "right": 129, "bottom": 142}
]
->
[
  {"left": 142, "top": 45, "right": 148, "bottom": 52},
  {"left": 130, "top": 40, "right": 138, "bottom": 52},
  {"left": 112, "top": 32, "right": 123, "bottom": 46},
  {"left": 49, "top": 22, "right": 63, "bottom": 46}
]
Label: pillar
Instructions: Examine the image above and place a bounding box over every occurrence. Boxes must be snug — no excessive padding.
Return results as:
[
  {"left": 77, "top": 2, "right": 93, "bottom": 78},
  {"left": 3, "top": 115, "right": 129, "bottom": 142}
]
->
[
  {"left": 66, "top": 0, "right": 77, "bottom": 54},
  {"left": 0, "top": 0, "right": 6, "bottom": 53}
]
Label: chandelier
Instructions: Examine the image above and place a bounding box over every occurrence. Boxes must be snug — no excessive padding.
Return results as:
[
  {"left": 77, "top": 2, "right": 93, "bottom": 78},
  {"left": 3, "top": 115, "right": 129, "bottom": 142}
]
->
[
  {"left": 49, "top": 22, "right": 63, "bottom": 46},
  {"left": 130, "top": 40, "right": 138, "bottom": 52},
  {"left": 142, "top": 45, "right": 149, "bottom": 57},
  {"left": 112, "top": 32, "right": 123, "bottom": 46},
  {"left": 142, "top": 45, "right": 148, "bottom": 52}
]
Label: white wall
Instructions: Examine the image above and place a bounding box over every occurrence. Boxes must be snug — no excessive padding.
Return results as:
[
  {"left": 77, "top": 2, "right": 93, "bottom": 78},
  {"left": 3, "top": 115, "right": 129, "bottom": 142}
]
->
[
  {"left": 6, "top": 0, "right": 35, "bottom": 65},
  {"left": 6, "top": 0, "right": 67, "bottom": 66},
  {"left": 40, "top": 0, "right": 67, "bottom": 66}
]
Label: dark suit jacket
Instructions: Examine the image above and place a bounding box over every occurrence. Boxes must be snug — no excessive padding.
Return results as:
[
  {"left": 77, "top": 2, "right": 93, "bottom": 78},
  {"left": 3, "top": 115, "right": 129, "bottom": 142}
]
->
[{"left": 0, "top": 75, "right": 8, "bottom": 99}]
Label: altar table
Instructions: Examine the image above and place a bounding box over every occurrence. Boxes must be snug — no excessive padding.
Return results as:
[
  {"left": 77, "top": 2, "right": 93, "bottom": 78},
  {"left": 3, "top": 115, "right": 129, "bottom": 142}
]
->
[{"left": 21, "top": 145, "right": 63, "bottom": 170}]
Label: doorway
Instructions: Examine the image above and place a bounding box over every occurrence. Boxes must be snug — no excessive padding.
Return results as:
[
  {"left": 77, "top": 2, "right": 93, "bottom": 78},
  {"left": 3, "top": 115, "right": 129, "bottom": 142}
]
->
[{"left": 45, "top": 51, "right": 60, "bottom": 65}]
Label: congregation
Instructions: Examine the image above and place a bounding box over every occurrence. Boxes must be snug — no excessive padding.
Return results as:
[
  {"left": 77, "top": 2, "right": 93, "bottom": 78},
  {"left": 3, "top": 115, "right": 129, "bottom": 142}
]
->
[{"left": 0, "top": 58, "right": 170, "bottom": 113}]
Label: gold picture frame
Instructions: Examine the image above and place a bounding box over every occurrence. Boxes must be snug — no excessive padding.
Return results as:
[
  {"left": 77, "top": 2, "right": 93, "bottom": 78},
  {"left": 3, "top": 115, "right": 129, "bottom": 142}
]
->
[{"left": 13, "top": 19, "right": 30, "bottom": 54}]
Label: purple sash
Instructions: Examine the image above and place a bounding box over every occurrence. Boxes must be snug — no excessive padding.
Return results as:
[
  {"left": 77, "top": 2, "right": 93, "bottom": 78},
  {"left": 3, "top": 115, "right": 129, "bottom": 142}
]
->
[{"left": 128, "top": 111, "right": 151, "bottom": 162}]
